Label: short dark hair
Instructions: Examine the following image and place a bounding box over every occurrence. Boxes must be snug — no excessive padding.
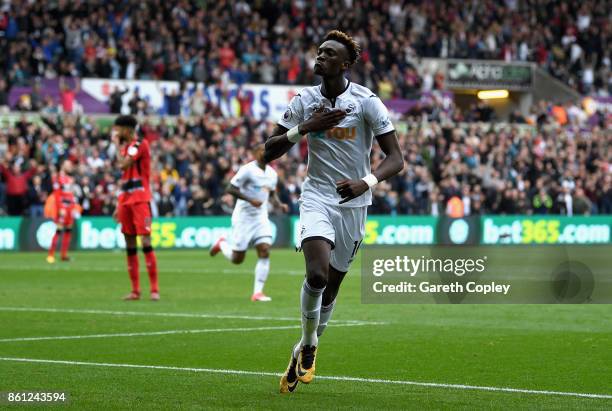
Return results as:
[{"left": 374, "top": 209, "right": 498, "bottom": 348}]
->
[
  {"left": 251, "top": 143, "right": 265, "bottom": 152},
  {"left": 323, "top": 30, "right": 361, "bottom": 66},
  {"left": 113, "top": 115, "right": 138, "bottom": 129}
]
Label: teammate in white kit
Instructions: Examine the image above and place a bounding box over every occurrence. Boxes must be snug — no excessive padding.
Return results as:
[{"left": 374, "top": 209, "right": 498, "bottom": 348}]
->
[
  {"left": 264, "top": 30, "right": 404, "bottom": 393},
  {"left": 210, "top": 144, "right": 289, "bottom": 302}
]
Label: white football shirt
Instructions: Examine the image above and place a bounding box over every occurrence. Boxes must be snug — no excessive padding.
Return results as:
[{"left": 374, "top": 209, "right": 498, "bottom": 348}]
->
[
  {"left": 230, "top": 161, "right": 278, "bottom": 221},
  {"left": 278, "top": 81, "right": 394, "bottom": 207}
]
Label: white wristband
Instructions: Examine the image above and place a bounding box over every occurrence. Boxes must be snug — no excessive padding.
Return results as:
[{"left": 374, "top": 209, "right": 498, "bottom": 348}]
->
[
  {"left": 362, "top": 173, "right": 378, "bottom": 188},
  {"left": 286, "top": 125, "right": 302, "bottom": 143}
]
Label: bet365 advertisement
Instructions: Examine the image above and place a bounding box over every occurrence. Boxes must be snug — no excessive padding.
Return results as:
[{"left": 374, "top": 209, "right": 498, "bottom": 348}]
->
[
  {"left": 481, "top": 216, "right": 611, "bottom": 245},
  {"left": 0, "top": 215, "right": 610, "bottom": 251}
]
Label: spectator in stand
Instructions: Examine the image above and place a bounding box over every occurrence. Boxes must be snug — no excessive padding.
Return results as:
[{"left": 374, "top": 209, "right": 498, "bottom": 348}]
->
[
  {"left": 173, "top": 178, "right": 191, "bottom": 217},
  {"left": 157, "top": 185, "right": 175, "bottom": 217},
  {"left": 0, "top": 79, "right": 10, "bottom": 111},
  {"left": 163, "top": 89, "right": 181, "bottom": 116},
  {"left": 0, "top": 157, "right": 40, "bottom": 215},
  {"left": 109, "top": 87, "right": 128, "bottom": 114},
  {"left": 59, "top": 77, "right": 79, "bottom": 114},
  {"left": 128, "top": 90, "right": 145, "bottom": 115},
  {"left": 4, "top": 0, "right": 610, "bottom": 95},
  {"left": 27, "top": 175, "right": 47, "bottom": 217}
]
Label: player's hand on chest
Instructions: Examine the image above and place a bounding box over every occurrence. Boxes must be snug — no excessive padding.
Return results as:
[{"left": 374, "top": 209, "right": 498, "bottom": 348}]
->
[{"left": 306, "top": 100, "right": 360, "bottom": 141}]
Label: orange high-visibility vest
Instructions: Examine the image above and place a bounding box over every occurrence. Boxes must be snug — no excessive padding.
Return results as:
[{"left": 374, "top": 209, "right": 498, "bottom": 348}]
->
[{"left": 447, "top": 196, "right": 464, "bottom": 218}]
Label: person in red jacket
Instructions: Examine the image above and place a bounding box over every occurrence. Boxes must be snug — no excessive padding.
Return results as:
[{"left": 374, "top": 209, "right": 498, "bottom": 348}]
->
[
  {"left": 111, "top": 115, "right": 159, "bottom": 301},
  {"left": 0, "top": 158, "right": 38, "bottom": 215},
  {"left": 47, "top": 160, "right": 79, "bottom": 263}
]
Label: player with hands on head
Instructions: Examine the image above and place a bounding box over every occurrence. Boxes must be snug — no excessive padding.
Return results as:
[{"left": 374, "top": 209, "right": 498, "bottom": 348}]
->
[{"left": 111, "top": 115, "right": 159, "bottom": 301}]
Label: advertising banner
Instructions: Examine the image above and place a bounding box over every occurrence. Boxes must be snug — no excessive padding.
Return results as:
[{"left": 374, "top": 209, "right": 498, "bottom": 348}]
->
[
  {"left": 0, "top": 218, "right": 21, "bottom": 251},
  {"left": 447, "top": 61, "right": 533, "bottom": 90},
  {"left": 81, "top": 78, "right": 303, "bottom": 120},
  {"left": 481, "top": 216, "right": 611, "bottom": 245},
  {"left": 1, "top": 215, "right": 610, "bottom": 251},
  {"left": 77, "top": 216, "right": 290, "bottom": 250},
  {"left": 291, "top": 216, "right": 437, "bottom": 247}
]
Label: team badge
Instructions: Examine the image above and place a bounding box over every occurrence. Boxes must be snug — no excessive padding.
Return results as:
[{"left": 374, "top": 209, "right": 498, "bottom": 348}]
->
[
  {"left": 283, "top": 108, "right": 292, "bottom": 121},
  {"left": 346, "top": 103, "right": 356, "bottom": 114}
]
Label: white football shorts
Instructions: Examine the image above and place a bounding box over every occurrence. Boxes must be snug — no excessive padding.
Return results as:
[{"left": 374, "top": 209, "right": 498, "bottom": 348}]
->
[
  {"left": 231, "top": 216, "right": 273, "bottom": 251},
  {"left": 297, "top": 196, "right": 366, "bottom": 272}
]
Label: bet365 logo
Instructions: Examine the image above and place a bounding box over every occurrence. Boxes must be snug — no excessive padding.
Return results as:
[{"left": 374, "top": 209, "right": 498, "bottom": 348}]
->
[{"left": 311, "top": 127, "right": 356, "bottom": 141}]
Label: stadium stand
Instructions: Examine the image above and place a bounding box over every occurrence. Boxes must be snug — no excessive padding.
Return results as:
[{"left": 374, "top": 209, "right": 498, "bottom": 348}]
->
[
  {"left": 0, "top": 107, "right": 610, "bottom": 217},
  {"left": 0, "top": 1, "right": 610, "bottom": 218},
  {"left": 0, "top": 0, "right": 609, "bottom": 96}
]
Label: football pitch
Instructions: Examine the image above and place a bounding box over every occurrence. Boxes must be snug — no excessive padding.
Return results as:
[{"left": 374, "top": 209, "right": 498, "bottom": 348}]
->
[{"left": 1, "top": 249, "right": 611, "bottom": 409}]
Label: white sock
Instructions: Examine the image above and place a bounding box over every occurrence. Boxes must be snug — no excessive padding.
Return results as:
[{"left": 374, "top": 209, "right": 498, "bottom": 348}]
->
[
  {"left": 253, "top": 258, "right": 270, "bottom": 294},
  {"left": 219, "top": 240, "right": 233, "bottom": 260},
  {"left": 299, "top": 279, "right": 325, "bottom": 348},
  {"left": 317, "top": 299, "right": 336, "bottom": 337}
]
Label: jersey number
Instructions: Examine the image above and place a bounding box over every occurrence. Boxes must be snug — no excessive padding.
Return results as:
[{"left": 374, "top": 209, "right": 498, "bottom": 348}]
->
[{"left": 349, "top": 239, "right": 363, "bottom": 263}]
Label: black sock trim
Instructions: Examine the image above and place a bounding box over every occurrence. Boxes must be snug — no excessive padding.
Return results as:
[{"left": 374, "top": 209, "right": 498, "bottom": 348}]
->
[
  {"left": 126, "top": 247, "right": 138, "bottom": 256},
  {"left": 142, "top": 245, "right": 154, "bottom": 254}
]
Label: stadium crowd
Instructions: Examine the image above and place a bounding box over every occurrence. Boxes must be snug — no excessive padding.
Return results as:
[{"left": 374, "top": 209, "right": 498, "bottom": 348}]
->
[
  {"left": 1, "top": 98, "right": 610, "bottom": 218},
  {"left": 0, "top": 0, "right": 610, "bottom": 104}
]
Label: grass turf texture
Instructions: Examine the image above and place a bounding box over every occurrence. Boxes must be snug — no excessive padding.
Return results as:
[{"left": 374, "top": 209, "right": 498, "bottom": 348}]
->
[{"left": 0, "top": 249, "right": 611, "bottom": 410}]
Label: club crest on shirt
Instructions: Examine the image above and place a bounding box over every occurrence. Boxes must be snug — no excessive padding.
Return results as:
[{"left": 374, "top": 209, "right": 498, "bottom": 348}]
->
[
  {"left": 345, "top": 103, "right": 356, "bottom": 114},
  {"left": 307, "top": 102, "right": 329, "bottom": 113},
  {"left": 283, "top": 108, "right": 292, "bottom": 121}
]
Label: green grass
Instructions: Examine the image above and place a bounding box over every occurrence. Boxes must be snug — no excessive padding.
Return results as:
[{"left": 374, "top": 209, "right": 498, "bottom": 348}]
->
[{"left": 0, "top": 249, "right": 611, "bottom": 410}]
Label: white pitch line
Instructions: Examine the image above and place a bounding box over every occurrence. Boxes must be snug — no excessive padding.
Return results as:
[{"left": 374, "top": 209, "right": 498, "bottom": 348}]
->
[
  {"left": 0, "top": 306, "right": 385, "bottom": 326},
  {"left": 0, "top": 264, "right": 306, "bottom": 276},
  {"left": 0, "top": 323, "right": 372, "bottom": 343},
  {"left": 0, "top": 325, "right": 301, "bottom": 342},
  {"left": 0, "top": 357, "right": 610, "bottom": 400}
]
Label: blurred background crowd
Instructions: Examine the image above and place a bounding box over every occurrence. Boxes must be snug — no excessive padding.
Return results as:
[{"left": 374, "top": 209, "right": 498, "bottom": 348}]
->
[
  {"left": 1, "top": 105, "right": 609, "bottom": 218},
  {"left": 0, "top": 0, "right": 610, "bottom": 218},
  {"left": 0, "top": 0, "right": 610, "bottom": 103}
]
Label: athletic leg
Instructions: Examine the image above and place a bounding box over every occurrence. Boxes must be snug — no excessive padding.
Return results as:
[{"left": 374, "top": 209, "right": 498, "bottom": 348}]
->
[
  {"left": 252, "top": 242, "right": 271, "bottom": 301},
  {"left": 300, "top": 238, "right": 331, "bottom": 345},
  {"left": 124, "top": 234, "right": 140, "bottom": 299},
  {"left": 60, "top": 224, "right": 73, "bottom": 260},
  {"left": 281, "top": 198, "right": 335, "bottom": 390},
  {"left": 318, "top": 206, "right": 366, "bottom": 337},
  {"left": 141, "top": 235, "right": 159, "bottom": 298},
  {"left": 119, "top": 204, "right": 140, "bottom": 300},
  {"left": 318, "top": 266, "right": 347, "bottom": 337},
  {"left": 47, "top": 223, "right": 63, "bottom": 262}
]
